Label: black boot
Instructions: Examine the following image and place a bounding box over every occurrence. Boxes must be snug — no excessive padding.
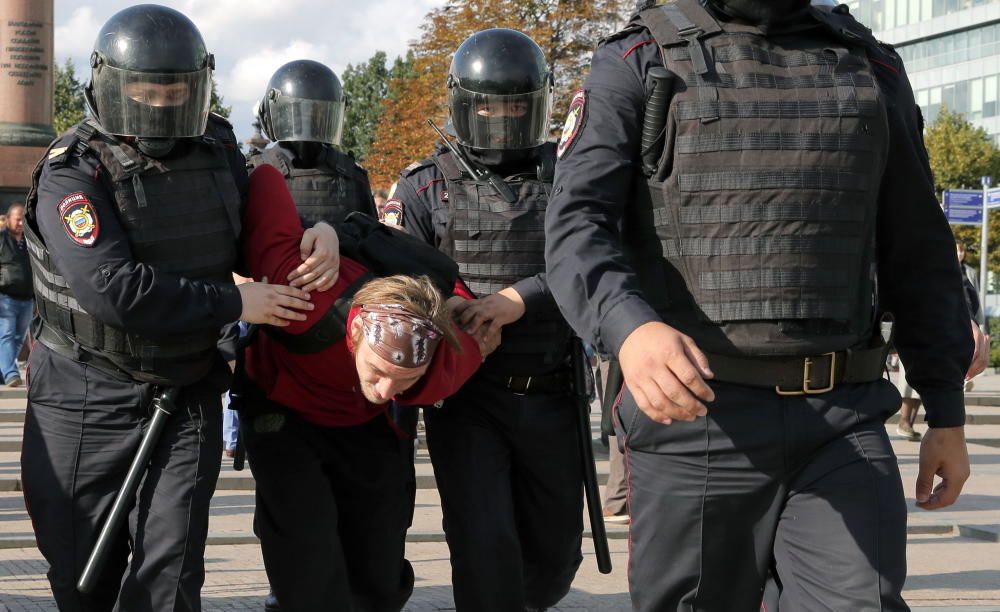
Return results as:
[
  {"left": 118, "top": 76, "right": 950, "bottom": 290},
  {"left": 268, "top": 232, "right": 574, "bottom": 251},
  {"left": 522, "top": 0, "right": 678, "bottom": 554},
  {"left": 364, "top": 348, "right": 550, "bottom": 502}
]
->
[{"left": 264, "top": 591, "right": 280, "bottom": 611}]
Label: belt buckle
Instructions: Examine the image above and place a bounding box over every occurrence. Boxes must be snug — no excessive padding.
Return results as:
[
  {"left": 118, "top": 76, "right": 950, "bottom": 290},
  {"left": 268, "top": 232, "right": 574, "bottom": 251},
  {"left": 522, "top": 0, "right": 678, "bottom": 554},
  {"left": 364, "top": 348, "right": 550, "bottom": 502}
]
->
[{"left": 775, "top": 352, "right": 837, "bottom": 396}]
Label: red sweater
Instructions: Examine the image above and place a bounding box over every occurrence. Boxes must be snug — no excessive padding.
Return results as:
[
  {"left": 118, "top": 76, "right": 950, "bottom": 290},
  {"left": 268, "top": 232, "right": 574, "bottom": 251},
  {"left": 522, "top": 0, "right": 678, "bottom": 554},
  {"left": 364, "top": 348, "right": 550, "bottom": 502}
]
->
[{"left": 242, "top": 164, "right": 481, "bottom": 427}]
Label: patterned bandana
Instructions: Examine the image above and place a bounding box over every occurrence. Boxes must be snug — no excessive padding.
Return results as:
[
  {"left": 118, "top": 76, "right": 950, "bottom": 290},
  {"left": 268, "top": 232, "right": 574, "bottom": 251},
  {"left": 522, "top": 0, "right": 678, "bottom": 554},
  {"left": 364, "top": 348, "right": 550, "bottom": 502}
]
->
[{"left": 359, "top": 304, "right": 443, "bottom": 368}]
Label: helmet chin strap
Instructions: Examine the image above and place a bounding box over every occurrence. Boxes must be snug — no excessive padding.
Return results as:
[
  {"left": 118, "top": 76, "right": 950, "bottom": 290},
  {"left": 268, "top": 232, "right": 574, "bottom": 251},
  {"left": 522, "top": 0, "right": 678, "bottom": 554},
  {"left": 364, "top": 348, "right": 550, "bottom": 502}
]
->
[{"left": 137, "top": 138, "right": 177, "bottom": 158}]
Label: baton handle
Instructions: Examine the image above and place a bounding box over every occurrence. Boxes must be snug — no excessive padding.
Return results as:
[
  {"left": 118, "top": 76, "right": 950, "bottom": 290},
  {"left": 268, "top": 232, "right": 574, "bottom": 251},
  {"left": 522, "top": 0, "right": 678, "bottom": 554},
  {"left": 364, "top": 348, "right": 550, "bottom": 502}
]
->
[
  {"left": 641, "top": 67, "right": 675, "bottom": 177},
  {"left": 78, "top": 387, "right": 178, "bottom": 593}
]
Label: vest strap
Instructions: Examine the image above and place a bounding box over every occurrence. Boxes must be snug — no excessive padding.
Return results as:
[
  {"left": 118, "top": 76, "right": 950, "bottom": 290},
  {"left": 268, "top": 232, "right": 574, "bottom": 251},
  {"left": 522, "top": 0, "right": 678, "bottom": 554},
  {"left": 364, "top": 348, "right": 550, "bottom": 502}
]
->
[{"left": 263, "top": 271, "right": 375, "bottom": 354}]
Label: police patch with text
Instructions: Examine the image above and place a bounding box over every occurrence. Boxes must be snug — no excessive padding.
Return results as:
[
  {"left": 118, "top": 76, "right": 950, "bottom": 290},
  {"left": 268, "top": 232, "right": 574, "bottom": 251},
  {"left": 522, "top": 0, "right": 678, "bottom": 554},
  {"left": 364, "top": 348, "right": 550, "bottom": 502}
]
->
[
  {"left": 58, "top": 192, "right": 100, "bottom": 247},
  {"left": 557, "top": 90, "right": 588, "bottom": 159}
]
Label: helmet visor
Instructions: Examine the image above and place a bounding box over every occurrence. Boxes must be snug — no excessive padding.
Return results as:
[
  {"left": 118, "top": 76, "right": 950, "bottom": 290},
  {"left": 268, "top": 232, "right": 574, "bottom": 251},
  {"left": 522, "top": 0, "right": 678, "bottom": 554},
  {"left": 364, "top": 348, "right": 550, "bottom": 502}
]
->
[
  {"left": 92, "top": 65, "right": 211, "bottom": 138},
  {"left": 268, "top": 95, "right": 345, "bottom": 145},
  {"left": 449, "top": 86, "right": 552, "bottom": 150}
]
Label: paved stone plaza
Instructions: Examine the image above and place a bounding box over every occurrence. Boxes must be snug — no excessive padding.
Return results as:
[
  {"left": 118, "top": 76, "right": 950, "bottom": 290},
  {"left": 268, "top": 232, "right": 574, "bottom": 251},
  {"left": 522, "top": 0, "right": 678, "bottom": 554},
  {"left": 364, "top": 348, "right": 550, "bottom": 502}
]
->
[{"left": 1, "top": 373, "right": 999, "bottom": 611}]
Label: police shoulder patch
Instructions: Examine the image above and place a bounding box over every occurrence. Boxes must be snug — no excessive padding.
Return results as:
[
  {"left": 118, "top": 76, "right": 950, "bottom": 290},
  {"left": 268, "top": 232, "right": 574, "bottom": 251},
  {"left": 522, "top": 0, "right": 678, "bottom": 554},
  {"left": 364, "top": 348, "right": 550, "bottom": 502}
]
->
[
  {"left": 557, "top": 90, "right": 587, "bottom": 159},
  {"left": 58, "top": 192, "right": 100, "bottom": 247},
  {"left": 380, "top": 199, "right": 405, "bottom": 227}
]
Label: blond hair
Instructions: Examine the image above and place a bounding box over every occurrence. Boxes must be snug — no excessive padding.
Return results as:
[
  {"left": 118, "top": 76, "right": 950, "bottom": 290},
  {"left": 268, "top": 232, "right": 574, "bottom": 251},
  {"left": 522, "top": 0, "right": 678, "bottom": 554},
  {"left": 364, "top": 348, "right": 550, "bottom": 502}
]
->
[{"left": 351, "top": 275, "right": 460, "bottom": 350}]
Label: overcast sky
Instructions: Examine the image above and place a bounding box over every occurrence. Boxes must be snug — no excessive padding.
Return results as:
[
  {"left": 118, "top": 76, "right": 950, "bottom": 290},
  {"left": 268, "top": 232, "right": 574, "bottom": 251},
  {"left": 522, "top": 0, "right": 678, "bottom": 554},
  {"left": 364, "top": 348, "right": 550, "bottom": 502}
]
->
[{"left": 54, "top": 0, "right": 446, "bottom": 141}]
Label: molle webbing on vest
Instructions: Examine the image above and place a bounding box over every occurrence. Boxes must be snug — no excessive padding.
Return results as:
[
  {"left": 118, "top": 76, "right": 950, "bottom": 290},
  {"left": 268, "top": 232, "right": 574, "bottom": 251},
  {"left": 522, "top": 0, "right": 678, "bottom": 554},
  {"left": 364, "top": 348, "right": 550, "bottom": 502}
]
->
[
  {"left": 653, "top": 200, "right": 868, "bottom": 225},
  {"left": 669, "top": 44, "right": 837, "bottom": 67},
  {"left": 677, "top": 169, "right": 869, "bottom": 192},
  {"left": 676, "top": 132, "right": 873, "bottom": 154},
  {"left": 673, "top": 99, "right": 879, "bottom": 121},
  {"left": 458, "top": 262, "right": 546, "bottom": 277},
  {"left": 252, "top": 145, "right": 372, "bottom": 225},
  {"left": 660, "top": 236, "right": 861, "bottom": 258},
  {"left": 433, "top": 145, "right": 572, "bottom": 368},
  {"left": 677, "top": 72, "right": 875, "bottom": 91},
  {"left": 635, "top": 0, "right": 887, "bottom": 352}
]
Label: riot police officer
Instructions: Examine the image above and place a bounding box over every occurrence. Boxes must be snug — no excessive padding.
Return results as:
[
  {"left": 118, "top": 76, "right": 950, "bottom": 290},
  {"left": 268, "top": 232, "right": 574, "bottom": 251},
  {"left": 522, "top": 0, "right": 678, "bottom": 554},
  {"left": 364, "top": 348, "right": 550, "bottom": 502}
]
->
[
  {"left": 545, "top": 1, "right": 975, "bottom": 610},
  {"left": 250, "top": 60, "right": 376, "bottom": 226},
  {"left": 19, "top": 6, "right": 338, "bottom": 611},
  {"left": 392, "top": 29, "right": 583, "bottom": 612}
]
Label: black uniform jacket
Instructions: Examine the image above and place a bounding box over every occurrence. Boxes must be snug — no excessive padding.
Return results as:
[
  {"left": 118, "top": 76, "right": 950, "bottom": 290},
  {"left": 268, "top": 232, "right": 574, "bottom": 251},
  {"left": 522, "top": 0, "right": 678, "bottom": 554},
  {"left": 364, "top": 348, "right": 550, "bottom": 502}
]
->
[{"left": 33, "top": 136, "right": 244, "bottom": 347}]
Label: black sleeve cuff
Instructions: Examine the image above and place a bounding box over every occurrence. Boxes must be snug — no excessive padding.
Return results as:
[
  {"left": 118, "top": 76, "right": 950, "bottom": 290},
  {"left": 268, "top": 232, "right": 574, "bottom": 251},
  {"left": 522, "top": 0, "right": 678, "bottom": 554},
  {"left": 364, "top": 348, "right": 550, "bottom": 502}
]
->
[{"left": 919, "top": 387, "right": 967, "bottom": 428}]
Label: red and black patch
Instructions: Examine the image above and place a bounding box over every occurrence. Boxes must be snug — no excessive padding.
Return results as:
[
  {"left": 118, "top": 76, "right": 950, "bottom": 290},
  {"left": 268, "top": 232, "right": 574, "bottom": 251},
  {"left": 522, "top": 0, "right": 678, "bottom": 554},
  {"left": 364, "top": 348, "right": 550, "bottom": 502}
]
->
[
  {"left": 557, "top": 90, "right": 588, "bottom": 159},
  {"left": 58, "top": 192, "right": 100, "bottom": 247},
  {"left": 380, "top": 199, "right": 405, "bottom": 227}
]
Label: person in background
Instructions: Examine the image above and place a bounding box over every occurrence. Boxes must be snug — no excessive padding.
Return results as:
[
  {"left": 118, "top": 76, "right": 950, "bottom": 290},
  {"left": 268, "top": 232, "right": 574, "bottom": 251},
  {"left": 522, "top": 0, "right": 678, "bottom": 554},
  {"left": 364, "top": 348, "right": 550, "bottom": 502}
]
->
[{"left": 0, "top": 203, "right": 32, "bottom": 387}]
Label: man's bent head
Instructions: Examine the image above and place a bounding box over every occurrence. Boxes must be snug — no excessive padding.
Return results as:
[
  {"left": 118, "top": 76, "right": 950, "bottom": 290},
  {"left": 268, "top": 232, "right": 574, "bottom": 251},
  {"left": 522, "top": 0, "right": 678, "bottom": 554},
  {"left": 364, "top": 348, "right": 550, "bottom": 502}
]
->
[{"left": 350, "top": 275, "right": 459, "bottom": 404}]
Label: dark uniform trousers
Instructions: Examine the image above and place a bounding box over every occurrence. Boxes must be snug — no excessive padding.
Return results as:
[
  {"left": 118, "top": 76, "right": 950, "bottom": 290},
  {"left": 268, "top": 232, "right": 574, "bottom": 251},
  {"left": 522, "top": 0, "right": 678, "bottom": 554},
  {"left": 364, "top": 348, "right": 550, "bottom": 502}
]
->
[
  {"left": 425, "top": 374, "right": 584, "bottom": 611},
  {"left": 240, "top": 386, "right": 416, "bottom": 612},
  {"left": 20, "top": 344, "right": 223, "bottom": 612},
  {"left": 617, "top": 378, "right": 908, "bottom": 612}
]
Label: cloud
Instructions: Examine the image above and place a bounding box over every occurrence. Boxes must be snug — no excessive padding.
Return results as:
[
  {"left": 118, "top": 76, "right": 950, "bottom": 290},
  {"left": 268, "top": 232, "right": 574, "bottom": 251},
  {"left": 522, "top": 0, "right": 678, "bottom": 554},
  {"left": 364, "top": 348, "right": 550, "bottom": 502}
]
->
[
  {"left": 221, "top": 40, "right": 335, "bottom": 103},
  {"left": 54, "top": 0, "right": 445, "bottom": 140},
  {"left": 53, "top": 6, "right": 102, "bottom": 68}
]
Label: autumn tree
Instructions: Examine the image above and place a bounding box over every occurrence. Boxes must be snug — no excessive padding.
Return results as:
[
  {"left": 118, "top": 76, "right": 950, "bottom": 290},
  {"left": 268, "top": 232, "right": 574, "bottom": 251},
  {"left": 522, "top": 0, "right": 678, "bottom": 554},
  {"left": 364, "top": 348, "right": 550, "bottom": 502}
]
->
[
  {"left": 366, "top": 0, "right": 631, "bottom": 188},
  {"left": 342, "top": 51, "right": 414, "bottom": 162},
  {"left": 926, "top": 108, "right": 1000, "bottom": 276},
  {"left": 53, "top": 59, "right": 86, "bottom": 135}
]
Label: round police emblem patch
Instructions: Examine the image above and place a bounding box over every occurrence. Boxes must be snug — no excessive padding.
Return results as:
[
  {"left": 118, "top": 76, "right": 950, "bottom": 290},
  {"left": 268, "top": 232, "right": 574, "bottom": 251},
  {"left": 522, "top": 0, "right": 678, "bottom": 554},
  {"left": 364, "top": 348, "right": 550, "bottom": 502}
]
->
[
  {"left": 557, "top": 90, "right": 587, "bottom": 159},
  {"left": 58, "top": 192, "right": 99, "bottom": 247},
  {"left": 381, "top": 199, "right": 405, "bottom": 227}
]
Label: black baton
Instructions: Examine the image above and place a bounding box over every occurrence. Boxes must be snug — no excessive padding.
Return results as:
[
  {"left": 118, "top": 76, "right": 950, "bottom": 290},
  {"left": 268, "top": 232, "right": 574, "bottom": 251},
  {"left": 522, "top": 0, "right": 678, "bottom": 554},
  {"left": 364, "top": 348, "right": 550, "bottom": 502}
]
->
[
  {"left": 232, "top": 421, "right": 246, "bottom": 471},
  {"left": 571, "top": 337, "right": 612, "bottom": 574},
  {"left": 641, "top": 67, "right": 675, "bottom": 177},
  {"left": 600, "top": 358, "right": 623, "bottom": 439},
  {"left": 78, "top": 386, "right": 179, "bottom": 593}
]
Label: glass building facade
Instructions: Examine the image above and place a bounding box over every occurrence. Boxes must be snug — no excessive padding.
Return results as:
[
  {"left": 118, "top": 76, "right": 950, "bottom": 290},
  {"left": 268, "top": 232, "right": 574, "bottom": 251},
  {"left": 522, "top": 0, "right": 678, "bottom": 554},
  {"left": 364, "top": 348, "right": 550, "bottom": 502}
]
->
[{"left": 845, "top": 0, "right": 1000, "bottom": 141}]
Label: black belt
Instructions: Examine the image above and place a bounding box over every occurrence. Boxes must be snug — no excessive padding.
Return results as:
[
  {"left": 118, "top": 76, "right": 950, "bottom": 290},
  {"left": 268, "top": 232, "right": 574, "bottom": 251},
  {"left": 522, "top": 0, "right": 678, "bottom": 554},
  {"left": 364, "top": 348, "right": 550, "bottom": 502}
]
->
[
  {"left": 478, "top": 369, "right": 573, "bottom": 395},
  {"left": 706, "top": 345, "right": 887, "bottom": 395}
]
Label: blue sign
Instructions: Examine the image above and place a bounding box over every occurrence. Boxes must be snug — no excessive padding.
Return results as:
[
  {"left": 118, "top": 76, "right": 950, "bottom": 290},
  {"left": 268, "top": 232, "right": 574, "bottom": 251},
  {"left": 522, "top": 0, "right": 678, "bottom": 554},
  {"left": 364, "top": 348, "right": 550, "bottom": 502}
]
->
[
  {"left": 989, "top": 187, "right": 1000, "bottom": 208},
  {"left": 944, "top": 189, "right": 984, "bottom": 224}
]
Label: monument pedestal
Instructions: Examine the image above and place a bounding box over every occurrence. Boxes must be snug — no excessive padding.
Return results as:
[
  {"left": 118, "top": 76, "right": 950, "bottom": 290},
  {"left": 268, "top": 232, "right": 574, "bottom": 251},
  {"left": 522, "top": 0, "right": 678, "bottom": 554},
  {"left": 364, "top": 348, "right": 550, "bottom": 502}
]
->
[{"left": 0, "top": 0, "right": 54, "bottom": 209}]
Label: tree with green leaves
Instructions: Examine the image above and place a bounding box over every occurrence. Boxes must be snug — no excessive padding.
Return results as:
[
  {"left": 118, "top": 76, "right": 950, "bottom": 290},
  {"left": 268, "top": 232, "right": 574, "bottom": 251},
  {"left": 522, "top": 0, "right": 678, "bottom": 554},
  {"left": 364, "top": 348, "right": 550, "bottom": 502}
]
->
[
  {"left": 53, "top": 59, "right": 86, "bottom": 135},
  {"left": 210, "top": 77, "right": 232, "bottom": 119},
  {"left": 341, "top": 51, "right": 414, "bottom": 162},
  {"left": 926, "top": 108, "right": 1000, "bottom": 276}
]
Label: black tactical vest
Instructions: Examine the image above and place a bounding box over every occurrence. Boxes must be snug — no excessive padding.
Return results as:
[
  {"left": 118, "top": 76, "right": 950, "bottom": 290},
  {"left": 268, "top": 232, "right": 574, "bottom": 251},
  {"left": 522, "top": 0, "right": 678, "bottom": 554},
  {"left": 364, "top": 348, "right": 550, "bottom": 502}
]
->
[
  {"left": 25, "top": 116, "right": 241, "bottom": 383},
  {"left": 625, "top": 0, "right": 889, "bottom": 357},
  {"left": 0, "top": 230, "right": 32, "bottom": 299},
  {"left": 248, "top": 145, "right": 375, "bottom": 226},
  {"left": 431, "top": 145, "right": 572, "bottom": 374}
]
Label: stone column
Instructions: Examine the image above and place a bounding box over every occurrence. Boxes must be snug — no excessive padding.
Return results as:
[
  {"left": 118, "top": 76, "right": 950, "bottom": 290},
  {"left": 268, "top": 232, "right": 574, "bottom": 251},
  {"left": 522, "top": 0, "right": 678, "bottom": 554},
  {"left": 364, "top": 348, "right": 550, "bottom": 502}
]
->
[{"left": 0, "top": 0, "right": 54, "bottom": 207}]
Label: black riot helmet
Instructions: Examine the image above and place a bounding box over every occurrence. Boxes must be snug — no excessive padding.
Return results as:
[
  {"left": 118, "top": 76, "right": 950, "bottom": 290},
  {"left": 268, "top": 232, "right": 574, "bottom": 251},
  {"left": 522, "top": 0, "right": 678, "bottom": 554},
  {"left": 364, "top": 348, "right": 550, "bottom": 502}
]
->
[
  {"left": 448, "top": 29, "right": 553, "bottom": 151},
  {"left": 87, "top": 4, "right": 214, "bottom": 141},
  {"left": 702, "top": 0, "right": 811, "bottom": 24},
  {"left": 257, "top": 60, "right": 346, "bottom": 145}
]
